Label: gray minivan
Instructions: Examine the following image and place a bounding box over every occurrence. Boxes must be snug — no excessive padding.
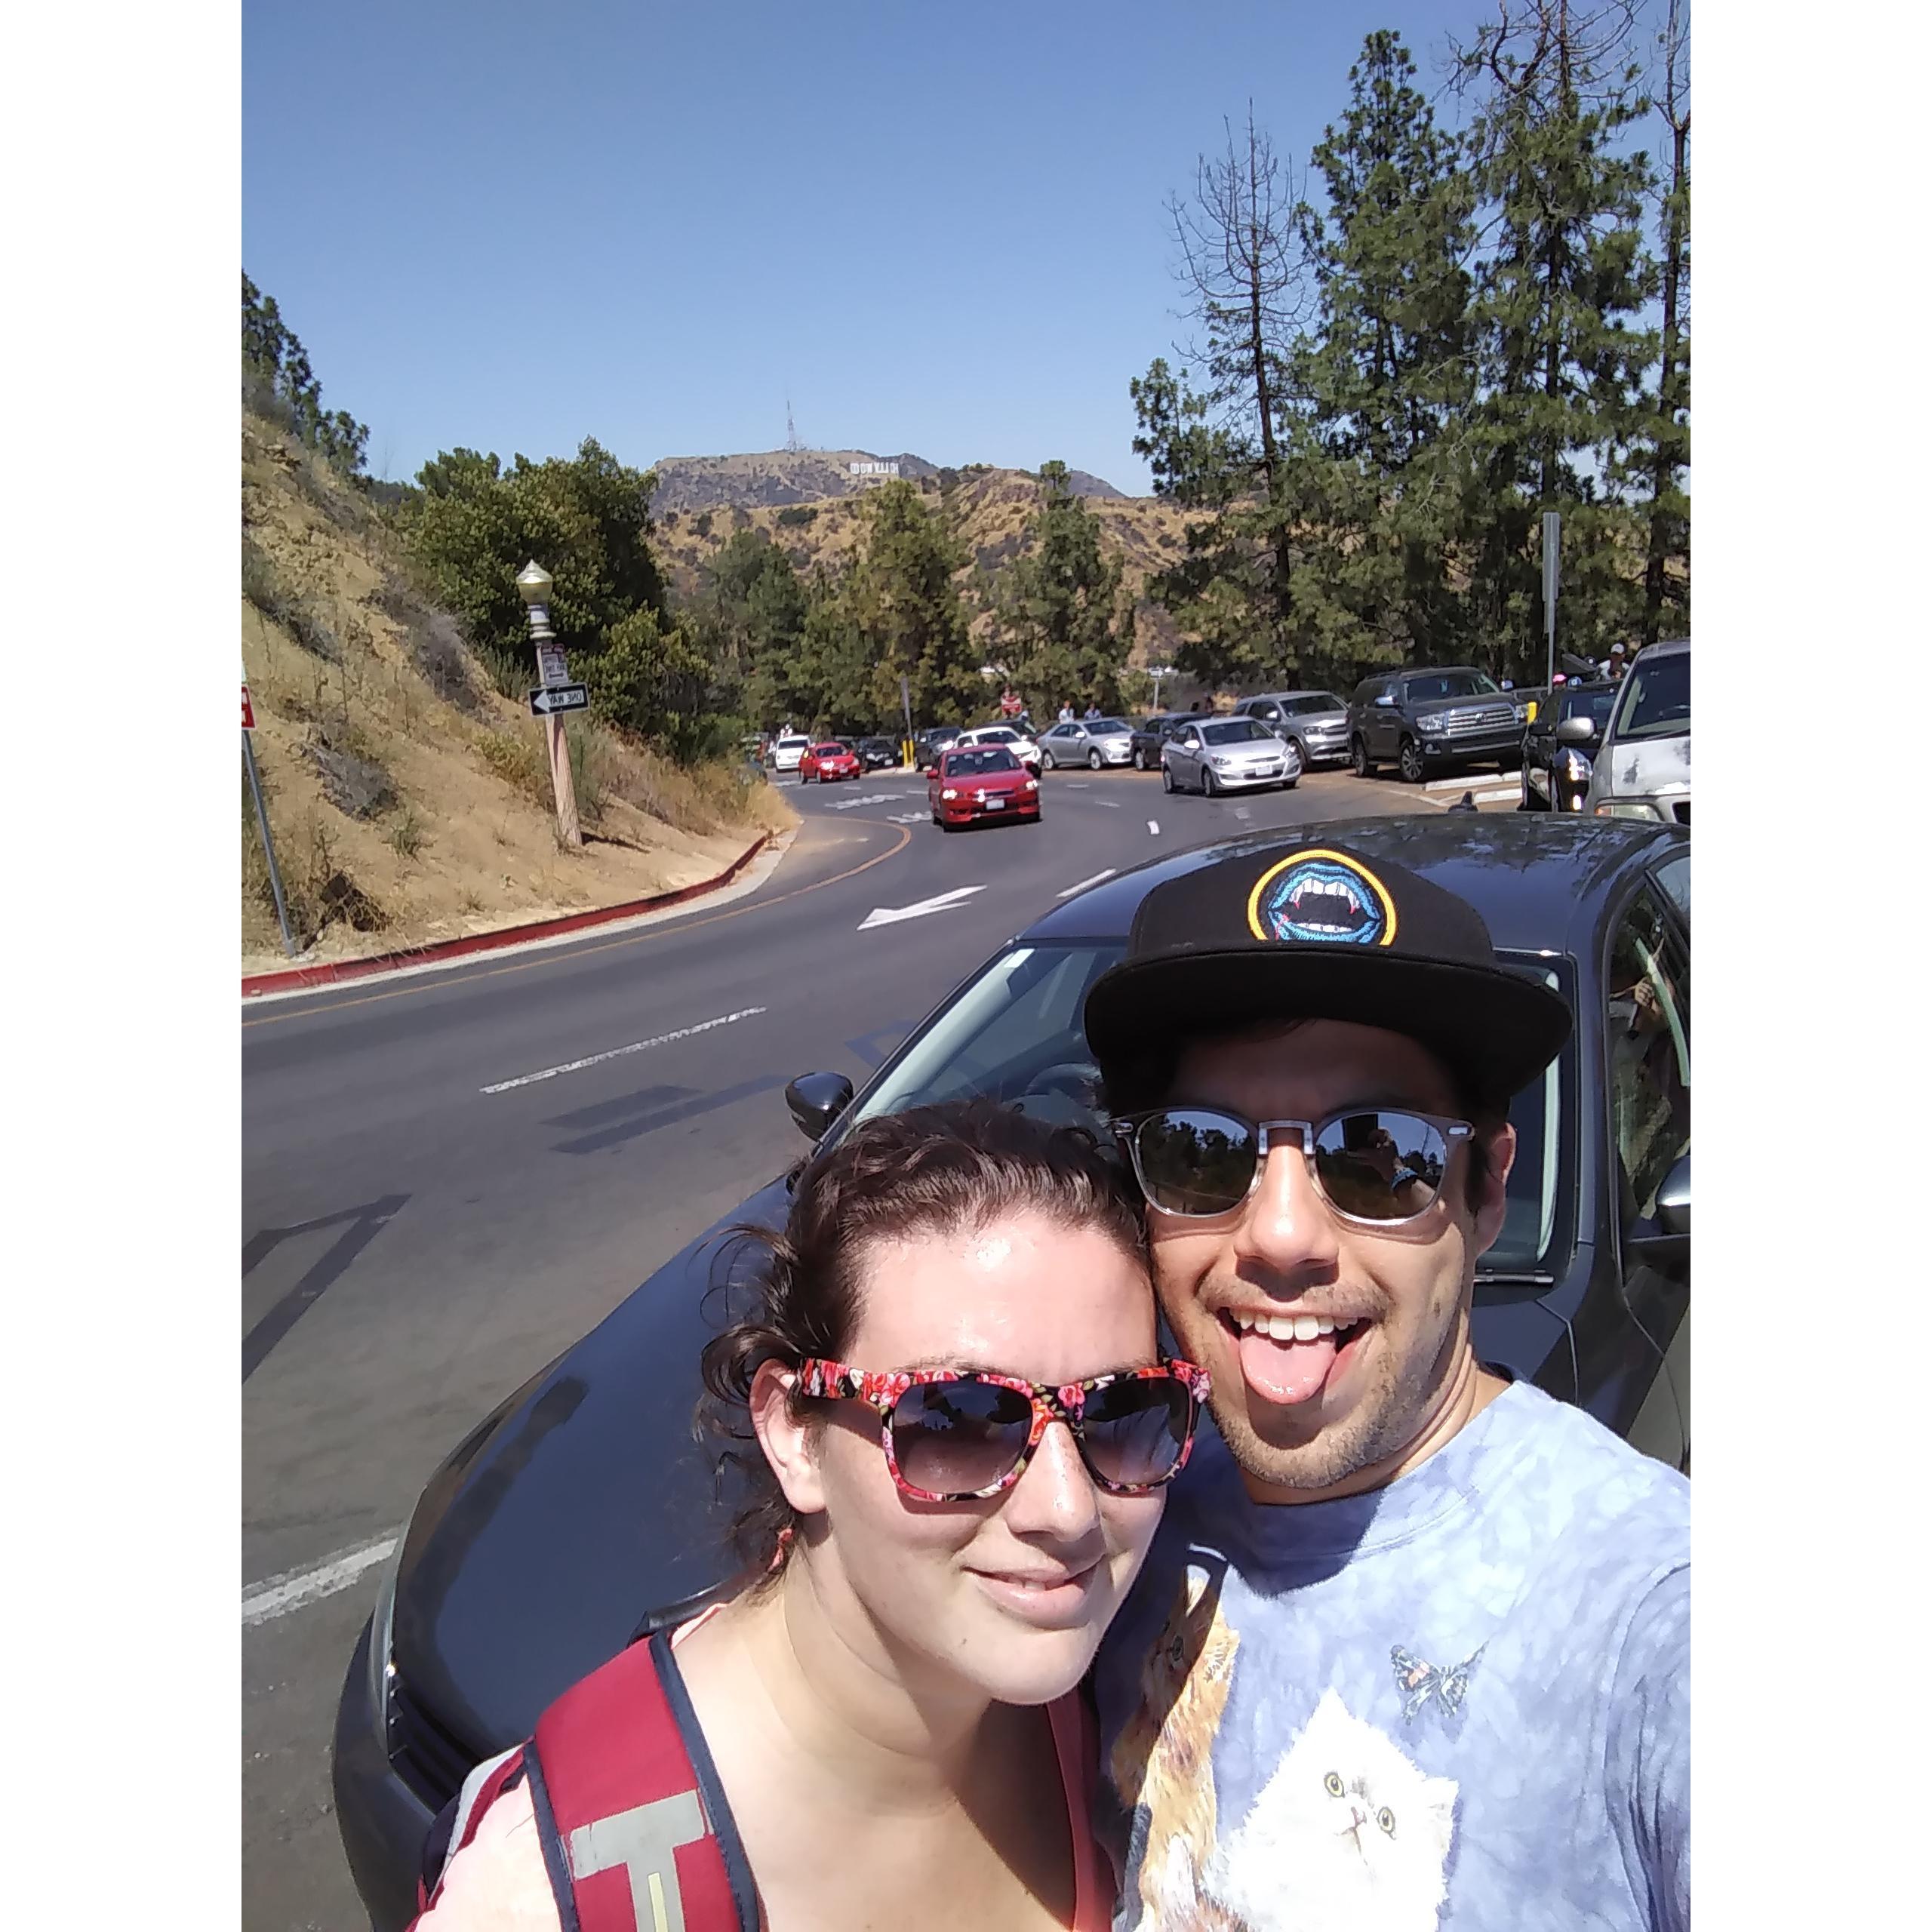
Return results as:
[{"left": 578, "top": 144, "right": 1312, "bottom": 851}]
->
[{"left": 1232, "top": 690, "right": 1351, "bottom": 767}]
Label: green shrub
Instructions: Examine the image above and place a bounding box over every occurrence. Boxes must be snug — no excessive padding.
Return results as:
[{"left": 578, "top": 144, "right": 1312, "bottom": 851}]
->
[{"left": 776, "top": 505, "right": 817, "bottom": 528}]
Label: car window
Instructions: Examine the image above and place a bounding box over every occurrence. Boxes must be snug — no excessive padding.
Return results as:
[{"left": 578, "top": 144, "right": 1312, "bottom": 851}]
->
[
  {"left": 1489, "top": 959, "right": 1565, "bottom": 1274},
  {"left": 1092, "top": 718, "right": 1129, "bottom": 734},
  {"left": 1561, "top": 689, "right": 1617, "bottom": 728},
  {"left": 1605, "top": 888, "right": 1690, "bottom": 1221},
  {"left": 943, "top": 748, "right": 1020, "bottom": 776},
  {"left": 848, "top": 944, "right": 1123, "bottom": 1124},
  {"left": 1201, "top": 719, "right": 1270, "bottom": 745},
  {"left": 1652, "top": 853, "right": 1689, "bottom": 923},
  {"left": 1403, "top": 671, "right": 1499, "bottom": 702},
  {"left": 1284, "top": 695, "right": 1343, "bottom": 715},
  {"left": 1609, "top": 652, "right": 1690, "bottom": 743}
]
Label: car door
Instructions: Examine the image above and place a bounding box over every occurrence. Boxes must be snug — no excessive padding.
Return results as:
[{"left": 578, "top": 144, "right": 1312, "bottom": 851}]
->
[
  {"left": 1171, "top": 726, "right": 1202, "bottom": 786},
  {"left": 1603, "top": 881, "right": 1691, "bottom": 1469},
  {"left": 1366, "top": 680, "right": 1398, "bottom": 758}
]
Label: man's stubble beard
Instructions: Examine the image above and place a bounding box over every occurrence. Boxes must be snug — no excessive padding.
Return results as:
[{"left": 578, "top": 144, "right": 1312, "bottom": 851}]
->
[{"left": 1180, "top": 1276, "right": 1471, "bottom": 1497}]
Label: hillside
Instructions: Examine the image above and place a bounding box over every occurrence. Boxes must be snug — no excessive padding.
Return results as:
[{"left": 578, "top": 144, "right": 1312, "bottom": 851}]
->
[
  {"left": 240, "top": 411, "right": 791, "bottom": 973},
  {"left": 652, "top": 464, "right": 1192, "bottom": 665},
  {"left": 649, "top": 448, "right": 1125, "bottom": 515}
]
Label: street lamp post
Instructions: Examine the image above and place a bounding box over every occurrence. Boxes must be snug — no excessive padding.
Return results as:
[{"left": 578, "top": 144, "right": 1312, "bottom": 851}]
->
[
  {"left": 1148, "top": 663, "right": 1177, "bottom": 712},
  {"left": 516, "top": 561, "right": 582, "bottom": 848}
]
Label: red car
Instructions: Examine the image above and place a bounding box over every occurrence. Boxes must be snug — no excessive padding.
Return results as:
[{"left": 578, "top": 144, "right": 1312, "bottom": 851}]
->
[
  {"left": 929, "top": 745, "right": 1041, "bottom": 830},
  {"left": 798, "top": 740, "right": 862, "bottom": 783}
]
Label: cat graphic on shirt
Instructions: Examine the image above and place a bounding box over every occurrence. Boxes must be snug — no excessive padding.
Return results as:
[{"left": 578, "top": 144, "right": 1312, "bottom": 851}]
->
[
  {"left": 1109, "top": 1566, "right": 1244, "bottom": 1928},
  {"left": 1206, "top": 1688, "right": 1460, "bottom": 1932}
]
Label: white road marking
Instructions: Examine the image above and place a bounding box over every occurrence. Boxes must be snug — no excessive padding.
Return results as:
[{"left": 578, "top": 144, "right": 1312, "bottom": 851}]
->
[
  {"left": 480, "top": 1006, "right": 768, "bottom": 1094},
  {"left": 243, "top": 1533, "right": 399, "bottom": 1627},
  {"left": 886, "top": 812, "right": 928, "bottom": 824},
  {"left": 1147, "top": 820, "right": 1161, "bottom": 835},
  {"left": 1057, "top": 869, "right": 1118, "bottom": 899},
  {"left": 1065, "top": 782, "right": 1091, "bottom": 789},
  {"left": 1234, "top": 806, "right": 1253, "bottom": 820},
  {"left": 825, "top": 791, "right": 912, "bottom": 811},
  {"left": 1471, "top": 786, "right": 1521, "bottom": 804},
  {"left": 1423, "top": 771, "right": 1516, "bottom": 792},
  {"left": 1094, "top": 798, "right": 1121, "bottom": 809},
  {"left": 857, "top": 885, "right": 985, "bottom": 931}
]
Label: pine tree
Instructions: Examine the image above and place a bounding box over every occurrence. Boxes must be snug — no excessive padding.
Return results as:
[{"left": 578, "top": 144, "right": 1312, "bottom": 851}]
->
[
  {"left": 844, "top": 481, "right": 982, "bottom": 730},
  {"left": 1454, "top": 0, "right": 1660, "bottom": 677},
  {"left": 1639, "top": 0, "right": 1690, "bottom": 642},
  {"left": 1285, "top": 30, "right": 1481, "bottom": 681},
  {"left": 994, "top": 463, "right": 1137, "bottom": 716}
]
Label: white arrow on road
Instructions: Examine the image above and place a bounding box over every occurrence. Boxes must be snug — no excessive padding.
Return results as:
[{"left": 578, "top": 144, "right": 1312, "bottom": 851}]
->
[{"left": 857, "top": 885, "right": 985, "bottom": 931}]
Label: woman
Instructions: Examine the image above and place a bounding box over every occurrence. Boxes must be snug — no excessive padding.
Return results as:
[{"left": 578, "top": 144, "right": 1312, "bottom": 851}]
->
[{"left": 415, "top": 1100, "right": 1207, "bottom": 1930}]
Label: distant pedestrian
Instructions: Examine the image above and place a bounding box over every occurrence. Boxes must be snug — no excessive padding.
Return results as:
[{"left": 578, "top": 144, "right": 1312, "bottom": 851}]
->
[
  {"left": 1059, "top": 701, "right": 1076, "bottom": 724},
  {"left": 1084, "top": 702, "right": 1102, "bottom": 721}
]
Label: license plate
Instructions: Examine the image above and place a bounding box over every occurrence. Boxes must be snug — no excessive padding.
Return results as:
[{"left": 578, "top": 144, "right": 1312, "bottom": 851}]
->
[{"left": 985, "top": 797, "right": 1006, "bottom": 809}]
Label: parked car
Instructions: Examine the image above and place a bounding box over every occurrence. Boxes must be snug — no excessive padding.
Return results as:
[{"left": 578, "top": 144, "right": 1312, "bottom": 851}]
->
[
  {"left": 768, "top": 731, "right": 811, "bottom": 775},
  {"left": 855, "top": 736, "right": 901, "bottom": 771},
  {"left": 1584, "top": 638, "right": 1690, "bottom": 827},
  {"left": 332, "top": 814, "right": 1691, "bottom": 1930},
  {"left": 1128, "top": 713, "right": 1192, "bottom": 771},
  {"left": 928, "top": 743, "right": 1041, "bottom": 829},
  {"left": 798, "top": 740, "right": 862, "bottom": 783},
  {"left": 1161, "top": 715, "right": 1300, "bottom": 794},
  {"left": 954, "top": 722, "right": 1042, "bottom": 774},
  {"left": 1232, "top": 690, "right": 1351, "bottom": 768},
  {"left": 1348, "top": 668, "right": 1529, "bottom": 784},
  {"left": 913, "top": 727, "right": 962, "bottom": 773},
  {"left": 1520, "top": 682, "right": 1617, "bottom": 813},
  {"left": 1038, "top": 716, "right": 1135, "bottom": 769}
]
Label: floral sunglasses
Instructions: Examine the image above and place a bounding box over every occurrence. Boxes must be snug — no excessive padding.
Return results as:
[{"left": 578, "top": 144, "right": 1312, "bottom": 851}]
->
[{"left": 796, "top": 1358, "right": 1210, "bottom": 1503}]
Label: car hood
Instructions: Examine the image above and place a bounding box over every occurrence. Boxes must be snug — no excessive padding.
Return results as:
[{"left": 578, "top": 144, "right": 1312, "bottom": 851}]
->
[
  {"left": 1601, "top": 733, "right": 1690, "bottom": 796},
  {"left": 389, "top": 1176, "right": 793, "bottom": 1755}
]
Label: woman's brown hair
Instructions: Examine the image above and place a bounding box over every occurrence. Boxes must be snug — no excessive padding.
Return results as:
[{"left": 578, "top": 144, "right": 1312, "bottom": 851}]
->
[{"left": 697, "top": 1098, "right": 1149, "bottom": 1577}]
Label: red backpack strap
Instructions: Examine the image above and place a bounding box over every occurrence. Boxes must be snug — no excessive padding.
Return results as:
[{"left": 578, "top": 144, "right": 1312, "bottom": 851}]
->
[{"left": 528, "top": 1630, "right": 755, "bottom": 1932}]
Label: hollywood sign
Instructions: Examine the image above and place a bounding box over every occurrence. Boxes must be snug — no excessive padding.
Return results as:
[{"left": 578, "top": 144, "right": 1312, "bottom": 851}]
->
[{"left": 848, "top": 460, "right": 900, "bottom": 478}]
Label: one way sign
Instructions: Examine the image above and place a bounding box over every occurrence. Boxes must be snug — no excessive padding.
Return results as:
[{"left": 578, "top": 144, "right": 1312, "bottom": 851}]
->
[{"left": 528, "top": 684, "right": 589, "bottom": 717}]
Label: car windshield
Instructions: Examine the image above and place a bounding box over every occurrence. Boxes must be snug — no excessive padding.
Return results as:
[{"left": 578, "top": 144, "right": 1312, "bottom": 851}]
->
[
  {"left": 812, "top": 743, "right": 845, "bottom": 755},
  {"left": 1283, "top": 695, "right": 1344, "bottom": 715},
  {"left": 975, "top": 728, "right": 1017, "bottom": 743},
  {"left": 1405, "top": 671, "right": 1500, "bottom": 701},
  {"left": 1201, "top": 719, "right": 1272, "bottom": 745},
  {"left": 841, "top": 942, "right": 1564, "bottom": 1275},
  {"left": 1610, "top": 653, "right": 1690, "bottom": 741},
  {"left": 945, "top": 748, "right": 1020, "bottom": 775},
  {"left": 1563, "top": 690, "right": 1618, "bottom": 728}
]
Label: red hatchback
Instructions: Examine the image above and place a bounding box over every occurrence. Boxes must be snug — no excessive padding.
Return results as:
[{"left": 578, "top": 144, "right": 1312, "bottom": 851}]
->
[
  {"left": 930, "top": 745, "right": 1041, "bottom": 830},
  {"left": 798, "top": 740, "right": 862, "bottom": 783}
]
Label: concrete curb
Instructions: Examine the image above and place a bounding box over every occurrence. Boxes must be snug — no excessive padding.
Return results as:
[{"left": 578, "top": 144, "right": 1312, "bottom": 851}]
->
[{"left": 242, "top": 831, "right": 775, "bottom": 999}]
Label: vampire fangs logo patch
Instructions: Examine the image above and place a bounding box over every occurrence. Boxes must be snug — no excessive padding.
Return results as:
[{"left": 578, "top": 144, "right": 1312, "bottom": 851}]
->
[{"left": 1246, "top": 848, "right": 1399, "bottom": 947}]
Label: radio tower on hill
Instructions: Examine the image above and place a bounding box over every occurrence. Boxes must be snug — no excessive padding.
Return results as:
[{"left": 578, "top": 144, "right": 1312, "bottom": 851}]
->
[{"left": 785, "top": 398, "right": 802, "bottom": 454}]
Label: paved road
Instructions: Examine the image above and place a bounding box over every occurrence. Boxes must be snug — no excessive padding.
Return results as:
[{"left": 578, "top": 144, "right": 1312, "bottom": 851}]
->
[{"left": 240, "top": 756, "right": 1507, "bottom": 1929}]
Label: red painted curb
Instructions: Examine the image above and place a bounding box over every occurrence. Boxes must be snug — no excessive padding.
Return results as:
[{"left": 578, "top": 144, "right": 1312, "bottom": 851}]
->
[{"left": 242, "top": 832, "right": 775, "bottom": 998}]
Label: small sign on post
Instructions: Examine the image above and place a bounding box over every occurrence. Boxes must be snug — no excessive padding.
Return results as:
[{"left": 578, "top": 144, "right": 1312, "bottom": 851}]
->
[
  {"left": 536, "top": 643, "right": 571, "bottom": 689},
  {"left": 242, "top": 682, "right": 257, "bottom": 731},
  {"left": 528, "top": 684, "right": 590, "bottom": 718}
]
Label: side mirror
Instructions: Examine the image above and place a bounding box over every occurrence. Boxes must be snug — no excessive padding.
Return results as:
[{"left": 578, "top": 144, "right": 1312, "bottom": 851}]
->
[
  {"left": 1555, "top": 715, "right": 1598, "bottom": 745},
  {"left": 785, "top": 1071, "right": 854, "bottom": 1143},
  {"left": 1626, "top": 1152, "right": 1690, "bottom": 1272}
]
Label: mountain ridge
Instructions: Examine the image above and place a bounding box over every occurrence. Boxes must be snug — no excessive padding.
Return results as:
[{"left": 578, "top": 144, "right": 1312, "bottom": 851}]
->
[{"left": 648, "top": 448, "right": 1126, "bottom": 515}]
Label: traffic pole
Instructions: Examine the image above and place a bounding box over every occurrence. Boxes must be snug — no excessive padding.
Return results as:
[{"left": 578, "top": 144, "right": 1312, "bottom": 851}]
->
[
  {"left": 515, "top": 563, "right": 583, "bottom": 848},
  {"left": 544, "top": 712, "right": 582, "bottom": 847},
  {"left": 242, "top": 720, "right": 297, "bottom": 958},
  {"left": 1541, "top": 511, "right": 1561, "bottom": 691}
]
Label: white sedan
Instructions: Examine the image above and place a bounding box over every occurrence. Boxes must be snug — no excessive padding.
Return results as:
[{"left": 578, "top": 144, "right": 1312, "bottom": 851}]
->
[
  {"left": 1161, "top": 716, "right": 1301, "bottom": 795},
  {"left": 955, "top": 724, "right": 1042, "bottom": 773}
]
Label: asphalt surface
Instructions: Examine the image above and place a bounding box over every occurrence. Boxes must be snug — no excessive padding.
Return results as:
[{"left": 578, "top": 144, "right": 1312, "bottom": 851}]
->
[{"left": 240, "top": 755, "right": 1507, "bottom": 1930}]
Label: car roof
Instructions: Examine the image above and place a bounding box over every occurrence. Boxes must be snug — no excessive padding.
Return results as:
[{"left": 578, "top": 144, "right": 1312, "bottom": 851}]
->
[
  {"left": 1245, "top": 689, "right": 1337, "bottom": 703},
  {"left": 1631, "top": 638, "right": 1690, "bottom": 662},
  {"left": 1023, "top": 814, "right": 1684, "bottom": 955}
]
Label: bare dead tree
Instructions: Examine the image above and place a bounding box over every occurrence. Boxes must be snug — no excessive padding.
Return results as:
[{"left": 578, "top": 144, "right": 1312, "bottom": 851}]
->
[
  {"left": 1642, "top": 0, "right": 1690, "bottom": 641},
  {"left": 1164, "top": 105, "right": 1312, "bottom": 625}
]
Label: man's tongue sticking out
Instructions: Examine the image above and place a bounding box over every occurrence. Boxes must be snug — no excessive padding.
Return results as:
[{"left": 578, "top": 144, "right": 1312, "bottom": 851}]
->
[{"left": 1238, "top": 1324, "right": 1340, "bottom": 1406}]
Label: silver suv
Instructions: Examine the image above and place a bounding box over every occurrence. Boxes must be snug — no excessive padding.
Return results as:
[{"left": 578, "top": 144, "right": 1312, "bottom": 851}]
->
[
  {"left": 1232, "top": 690, "right": 1350, "bottom": 767},
  {"left": 1583, "top": 638, "right": 1690, "bottom": 826},
  {"left": 1348, "top": 667, "right": 1528, "bottom": 784}
]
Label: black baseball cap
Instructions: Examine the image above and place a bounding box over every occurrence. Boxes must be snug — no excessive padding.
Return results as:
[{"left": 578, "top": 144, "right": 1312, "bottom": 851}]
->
[{"left": 1083, "top": 841, "right": 1572, "bottom": 1111}]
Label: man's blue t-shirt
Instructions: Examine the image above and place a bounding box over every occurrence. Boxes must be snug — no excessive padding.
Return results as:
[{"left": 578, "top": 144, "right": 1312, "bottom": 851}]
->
[{"left": 1093, "top": 1383, "right": 1688, "bottom": 1931}]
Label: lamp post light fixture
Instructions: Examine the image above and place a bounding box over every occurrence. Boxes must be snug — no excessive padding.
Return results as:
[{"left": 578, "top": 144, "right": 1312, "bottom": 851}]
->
[{"left": 516, "top": 559, "right": 582, "bottom": 848}]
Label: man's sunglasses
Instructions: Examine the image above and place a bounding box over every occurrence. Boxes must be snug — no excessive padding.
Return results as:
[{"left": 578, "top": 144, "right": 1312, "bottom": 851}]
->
[
  {"left": 1115, "top": 1105, "right": 1474, "bottom": 1224},
  {"left": 795, "top": 1358, "right": 1210, "bottom": 1503}
]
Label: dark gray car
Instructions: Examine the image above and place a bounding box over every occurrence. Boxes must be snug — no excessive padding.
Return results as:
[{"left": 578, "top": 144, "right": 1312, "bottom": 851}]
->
[
  {"left": 1232, "top": 690, "right": 1351, "bottom": 768},
  {"left": 1349, "top": 667, "right": 1529, "bottom": 783}
]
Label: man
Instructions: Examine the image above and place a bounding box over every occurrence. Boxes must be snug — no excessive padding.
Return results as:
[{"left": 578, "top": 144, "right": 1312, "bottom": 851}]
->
[
  {"left": 1083, "top": 841, "right": 1687, "bottom": 1932},
  {"left": 1086, "top": 700, "right": 1103, "bottom": 721},
  {"left": 1060, "top": 700, "right": 1078, "bottom": 724}
]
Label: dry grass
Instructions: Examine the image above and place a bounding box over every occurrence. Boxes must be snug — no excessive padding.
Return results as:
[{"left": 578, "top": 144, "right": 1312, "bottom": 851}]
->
[{"left": 240, "top": 408, "right": 795, "bottom": 971}]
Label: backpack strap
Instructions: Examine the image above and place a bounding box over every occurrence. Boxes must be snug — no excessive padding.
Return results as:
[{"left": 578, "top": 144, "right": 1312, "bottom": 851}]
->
[{"left": 528, "top": 1629, "right": 756, "bottom": 1932}]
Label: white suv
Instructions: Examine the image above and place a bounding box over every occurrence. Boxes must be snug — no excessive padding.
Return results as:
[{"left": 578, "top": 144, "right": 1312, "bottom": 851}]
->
[
  {"left": 955, "top": 724, "right": 1041, "bottom": 773},
  {"left": 769, "top": 733, "right": 811, "bottom": 775}
]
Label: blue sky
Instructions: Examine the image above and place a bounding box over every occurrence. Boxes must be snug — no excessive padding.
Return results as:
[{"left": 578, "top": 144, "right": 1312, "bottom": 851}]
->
[{"left": 243, "top": 0, "right": 1634, "bottom": 494}]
